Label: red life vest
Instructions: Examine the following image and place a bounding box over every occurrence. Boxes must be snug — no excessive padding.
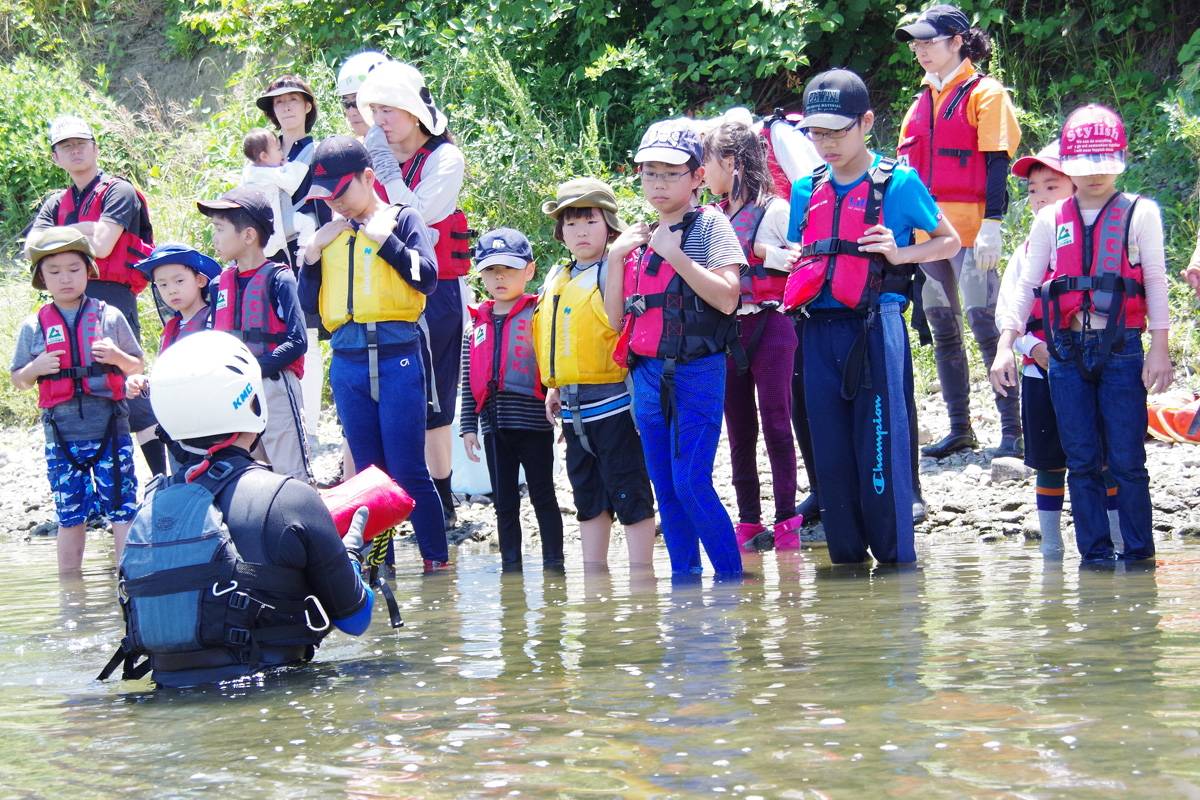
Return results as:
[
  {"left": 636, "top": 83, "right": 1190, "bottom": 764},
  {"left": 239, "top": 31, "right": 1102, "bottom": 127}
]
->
[
  {"left": 36, "top": 297, "right": 126, "bottom": 408},
  {"left": 783, "top": 160, "right": 910, "bottom": 314},
  {"left": 723, "top": 201, "right": 788, "bottom": 305},
  {"left": 398, "top": 137, "right": 473, "bottom": 280},
  {"left": 212, "top": 265, "right": 304, "bottom": 379},
  {"left": 160, "top": 306, "right": 213, "bottom": 352},
  {"left": 621, "top": 210, "right": 739, "bottom": 365},
  {"left": 1038, "top": 193, "right": 1145, "bottom": 332},
  {"left": 55, "top": 175, "right": 153, "bottom": 295},
  {"left": 468, "top": 294, "right": 544, "bottom": 412},
  {"left": 896, "top": 73, "right": 987, "bottom": 204}
]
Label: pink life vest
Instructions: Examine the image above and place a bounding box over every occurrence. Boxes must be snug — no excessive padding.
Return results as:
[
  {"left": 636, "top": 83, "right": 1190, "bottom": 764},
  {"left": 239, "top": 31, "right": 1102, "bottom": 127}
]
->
[
  {"left": 55, "top": 175, "right": 153, "bottom": 295},
  {"left": 36, "top": 297, "right": 126, "bottom": 408},
  {"left": 621, "top": 210, "right": 738, "bottom": 364},
  {"left": 396, "top": 137, "right": 474, "bottom": 280},
  {"left": 783, "top": 160, "right": 910, "bottom": 314},
  {"left": 724, "top": 201, "right": 787, "bottom": 306},
  {"left": 468, "top": 294, "right": 544, "bottom": 412},
  {"left": 159, "top": 306, "right": 213, "bottom": 352},
  {"left": 1020, "top": 243, "right": 1051, "bottom": 368},
  {"left": 212, "top": 265, "right": 304, "bottom": 379},
  {"left": 1039, "top": 193, "right": 1146, "bottom": 332},
  {"left": 896, "top": 73, "right": 987, "bottom": 204}
]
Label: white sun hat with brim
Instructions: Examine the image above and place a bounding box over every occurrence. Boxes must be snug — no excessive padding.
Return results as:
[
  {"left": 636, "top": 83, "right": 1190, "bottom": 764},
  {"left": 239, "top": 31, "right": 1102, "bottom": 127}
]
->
[{"left": 356, "top": 61, "right": 447, "bottom": 136}]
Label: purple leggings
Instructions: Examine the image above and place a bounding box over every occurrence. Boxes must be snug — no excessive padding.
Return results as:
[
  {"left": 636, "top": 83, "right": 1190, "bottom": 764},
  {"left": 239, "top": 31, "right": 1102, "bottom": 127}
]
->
[{"left": 724, "top": 309, "right": 798, "bottom": 524}]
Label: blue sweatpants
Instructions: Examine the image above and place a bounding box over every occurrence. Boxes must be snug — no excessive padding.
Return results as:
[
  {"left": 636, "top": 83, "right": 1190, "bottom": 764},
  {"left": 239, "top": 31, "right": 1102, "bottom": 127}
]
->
[
  {"left": 803, "top": 303, "right": 915, "bottom": 564},
  {"left": 632, "top": 353, "right": 741, "bottom": 575},
  {"left": 330, "top": 348, "right": 448, "bottom": 563}
]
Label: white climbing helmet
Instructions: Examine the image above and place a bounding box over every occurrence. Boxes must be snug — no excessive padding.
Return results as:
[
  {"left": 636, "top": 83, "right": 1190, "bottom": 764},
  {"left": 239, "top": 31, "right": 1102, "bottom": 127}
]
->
[
  {"left": 150, "top": 330, "right": 267, "bottom": 442},
  {"left": 337, "top": 51, "right": 389, "bottom": 97}
]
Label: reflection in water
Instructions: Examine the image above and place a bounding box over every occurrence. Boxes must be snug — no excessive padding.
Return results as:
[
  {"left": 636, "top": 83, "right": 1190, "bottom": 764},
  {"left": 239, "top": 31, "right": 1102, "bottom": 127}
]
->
[{"left": 5, "top": 534, "right": 1200, "bottom": 796}]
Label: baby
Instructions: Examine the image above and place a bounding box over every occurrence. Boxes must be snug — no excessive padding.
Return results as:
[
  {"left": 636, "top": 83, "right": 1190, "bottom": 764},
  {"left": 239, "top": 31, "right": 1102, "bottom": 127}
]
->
[{"left": 241, "top": 127, "right": 315, "bottom": 262}]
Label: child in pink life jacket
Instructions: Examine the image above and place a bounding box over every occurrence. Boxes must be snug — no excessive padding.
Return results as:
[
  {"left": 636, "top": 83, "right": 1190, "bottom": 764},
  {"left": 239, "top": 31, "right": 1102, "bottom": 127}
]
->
[
  {"left": 10, "top": 227, "right": 144, "bottom": 574},
  {"left": 701, "top": 119, "right": 804, "bottom": 551},
  {"left": 992, "top": 105, "right": 1174, "bottom": 563},
  {"left": 995, "top": 144, "right": 1123, "bottom": 558},
  {"left": 460, "top": 228, "right": 565, "bottom": 571},
  {"left": 197, "top": 187, "right": 312, "bottom": 484},
  {"left": 605, "top": 118, "right": 747, "bottom": 577}
]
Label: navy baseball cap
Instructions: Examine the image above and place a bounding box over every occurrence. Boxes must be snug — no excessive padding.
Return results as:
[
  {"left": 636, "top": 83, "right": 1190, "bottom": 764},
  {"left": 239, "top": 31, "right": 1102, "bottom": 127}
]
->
[
  {"left": 635, "top": 118, "right": 703, "bottom": 165},
  {"left": 798, "top": 70, "right": 872, "bottom": 130},
  {"left": 307, "top": 135, "right": 370, "bottom": 200},
  {"left": 196, "top": 186, "right": 275, "bottom": 232},
  {"left": 895, "top": 4, "right": 971, "bottom": 41},
  {"left": 475, "top": 228, "right": 533, "bottom": 269},
  {"left": 134, "top": 243, "right": 222, "bottom": 282}
]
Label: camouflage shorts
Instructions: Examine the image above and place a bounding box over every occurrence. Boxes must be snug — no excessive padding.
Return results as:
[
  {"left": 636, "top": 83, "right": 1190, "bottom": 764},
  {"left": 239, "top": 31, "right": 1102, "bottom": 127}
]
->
[{"left": 45, "top": 435, "right": 138, "bottom": 527}]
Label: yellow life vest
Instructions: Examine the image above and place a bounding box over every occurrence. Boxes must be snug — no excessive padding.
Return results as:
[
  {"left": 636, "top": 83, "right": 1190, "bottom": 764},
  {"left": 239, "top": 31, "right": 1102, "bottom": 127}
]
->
[
  {"left": 533, "top": 262, "right": 626, "bottom": 388},
  {"left": 318, "top": 225, "right": 425, "bottom": 332}
]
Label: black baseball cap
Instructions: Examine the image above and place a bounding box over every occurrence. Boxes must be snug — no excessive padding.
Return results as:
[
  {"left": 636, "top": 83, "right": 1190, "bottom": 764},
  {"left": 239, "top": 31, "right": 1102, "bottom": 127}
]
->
[
  {"left": 196, "top": 186, "right": 275, "bottom": 232},
  {"left": 307, "top": 135, "right": 371, "bottom": 201},
  {"left": 798, "top": 69, "right": 872, "bottom": 130},
  {"left": 895, "top": 4, "right": 971, "bottom": 41}
]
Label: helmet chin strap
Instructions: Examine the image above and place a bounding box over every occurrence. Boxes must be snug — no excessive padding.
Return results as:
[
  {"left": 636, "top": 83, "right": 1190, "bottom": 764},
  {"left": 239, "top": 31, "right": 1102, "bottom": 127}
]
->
[{"left": 184, "top": 433, "right": 241, "bottom": 482}]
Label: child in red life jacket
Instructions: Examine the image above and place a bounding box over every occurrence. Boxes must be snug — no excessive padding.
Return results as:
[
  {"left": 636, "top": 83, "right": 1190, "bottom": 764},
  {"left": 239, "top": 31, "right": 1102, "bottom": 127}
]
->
[
  {"left": 197, "top": 187, "right": 312, "bottom": 484},
  {"left": 992, "top": 105, "right": 1174, "bottom": 562},
  {"left": 534, "top": 178, "right": 657, "bottom": 569},
  {"left": 604, "top": 118, "right": 748, "bottom": 577},
  {"left": 460, "top": 229, "right": 564, "bottom": 571},
  {"left": 784, "top": 70, "right": 961, "bottom": 565},
  {"left": 701, "top": 120, "right": 805, "bottom": 551},
  {"left": 995, "top": 144, "right": 1123, "bottom": 559},
  {"left": 10, "top": 227, "right": 144, "bottom": 574}
]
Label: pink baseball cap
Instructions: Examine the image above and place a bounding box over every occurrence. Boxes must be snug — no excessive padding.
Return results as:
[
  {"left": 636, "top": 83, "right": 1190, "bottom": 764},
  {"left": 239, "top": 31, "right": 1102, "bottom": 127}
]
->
[
  {"left": 1011, "top": 142, "right": 1064, "bottom": 179},
  {"left": 1059, "top": 104, "right": 1127, "bottom": 176}
]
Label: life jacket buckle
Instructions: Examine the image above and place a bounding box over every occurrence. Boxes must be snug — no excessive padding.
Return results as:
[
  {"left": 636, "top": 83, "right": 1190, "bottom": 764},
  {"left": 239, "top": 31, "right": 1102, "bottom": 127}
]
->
[
  {"left": 625, "top": 295, "right": 647, "bottom": 317},
  {"left": 228, "top": 591, "right": 250, "bottom": 611},
  {"left": 227, "top": 628, "right": 250, "bottom": 646}
]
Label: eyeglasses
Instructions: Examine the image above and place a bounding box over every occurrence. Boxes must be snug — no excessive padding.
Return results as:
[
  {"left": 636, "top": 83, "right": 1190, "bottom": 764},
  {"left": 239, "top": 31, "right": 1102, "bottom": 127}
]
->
[
  {"left": 908, "top": 35, "right": 952, "bottom": 51},
  {"left": 804, "top": 117, "right": 862, "bottom": 142},
  {"left": 639, "top": 168, "right": 692, "bottom": 183}
]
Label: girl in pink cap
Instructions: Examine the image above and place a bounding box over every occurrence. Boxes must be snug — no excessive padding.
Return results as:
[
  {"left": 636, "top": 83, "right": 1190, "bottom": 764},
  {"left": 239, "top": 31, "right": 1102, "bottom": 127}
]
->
[{"left": 991, "top": 104, "right": 1174, "bottom": 563}]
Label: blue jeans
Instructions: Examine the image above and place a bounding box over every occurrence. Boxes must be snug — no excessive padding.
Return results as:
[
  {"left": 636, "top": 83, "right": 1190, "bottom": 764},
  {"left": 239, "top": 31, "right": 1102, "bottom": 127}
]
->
[
  {"left": 1047, "top": 330, "right": 1152, "bottom": 561},
  {"left": 632, "top": 353, "right": 741, "bottom": 575},
  {"left": 330, "top": 345, "right": 448, "bottom": 563}
]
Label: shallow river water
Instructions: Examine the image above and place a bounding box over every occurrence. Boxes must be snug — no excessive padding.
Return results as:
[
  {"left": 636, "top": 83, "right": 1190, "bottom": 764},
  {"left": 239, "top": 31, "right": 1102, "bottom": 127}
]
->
[{"left": 4, "top": 532, "right": 1200, "bottom": 799}]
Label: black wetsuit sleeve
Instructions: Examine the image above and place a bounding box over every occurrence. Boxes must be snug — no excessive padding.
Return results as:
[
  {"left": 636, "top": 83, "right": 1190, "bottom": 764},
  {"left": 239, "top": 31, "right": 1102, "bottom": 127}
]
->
[
  {"left": 265, "top": 479, "right": 368, "bottom": 622},
  {"left": 983, "top": 152, "right": 1011, "bottom": 220}
]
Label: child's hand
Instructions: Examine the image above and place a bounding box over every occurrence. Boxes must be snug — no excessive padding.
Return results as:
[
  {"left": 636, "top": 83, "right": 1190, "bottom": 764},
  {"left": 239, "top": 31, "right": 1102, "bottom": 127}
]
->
[
  {"left": 125, "top": 374, "right": 148, "bottom": 398},
  {"left": 1031, "top": 341, "right": 1050, "bottom": 371},
  {"left": 91, "top": 337, "right": 120, "bottom": 364},
  {"left": 857, "top": 224, "right": 901, "bottom": 264},
  {"left": 649, "top": 223, "right": 683, "bottom": 262},
  {"left": 989, "top": 349, "right": 1018, "bottom": 397},
  {"left": 610, "top": 222, "right": 651, "bottom": 261},
  {"left": 544, "top": 387, "right": 561, "bottom": 427},
  {"left": 1182, "top": 265, "right": 1200, "bottom": 299},
  {"left": 308, "top": 219, "right": 354, "bottom": 261},
  {"left": 463, "top": 432, "right": 481, "bottom": 463},
  {"left": 784, "top": 243, "right": 802, "bottom": 268},
  {"left": 28, "top": 350, "right": 61, "bottom": 377},
  {"left": 1143, "top": 340, "right": 1174, "bottom": 395}
]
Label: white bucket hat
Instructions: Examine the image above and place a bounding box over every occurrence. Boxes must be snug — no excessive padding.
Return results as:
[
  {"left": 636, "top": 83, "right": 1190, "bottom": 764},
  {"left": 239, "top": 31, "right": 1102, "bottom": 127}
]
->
[{"left": 357, "top": 61, "right": 446, "bottom": 136}]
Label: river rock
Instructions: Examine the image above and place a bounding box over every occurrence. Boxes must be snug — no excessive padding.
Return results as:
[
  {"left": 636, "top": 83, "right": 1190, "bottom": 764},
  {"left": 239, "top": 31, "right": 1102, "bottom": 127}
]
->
[{"left": 990, "top": 457, "right": 1033, "bottom": 483}]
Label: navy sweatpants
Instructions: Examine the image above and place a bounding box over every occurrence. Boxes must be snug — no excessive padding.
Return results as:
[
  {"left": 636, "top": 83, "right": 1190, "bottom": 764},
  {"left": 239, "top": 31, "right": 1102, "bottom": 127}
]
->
[{"left": 803, "top": 302, "right": 915, "bottom": 564}]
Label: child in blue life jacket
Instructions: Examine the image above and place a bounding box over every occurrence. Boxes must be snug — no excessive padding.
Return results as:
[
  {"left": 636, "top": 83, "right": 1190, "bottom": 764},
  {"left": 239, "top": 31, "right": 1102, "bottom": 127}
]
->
[
  {"left": 783, "top": 69, "right": 960, "bottom": 565},
  {"left": 460, "top": 228, "right": 565, "bottom": 571},
  {"left": 534, "top": 178, "right": 657, "bottom": 569},
  {"left": 604, "top": 118, "right": 748, "bottom": 577},
  {"left": 995, "top": 144, "right": 1124, "bottom": 559},
  {"left": 197, "top": 187, "right": 312, "bottom": 485},
  {"left": 10, "top": 227, "right": 144, "bottom": 573},
  {"left": 992, "top": 105, "right": 1174, "bottom": 563},
  {"left": 297, "top": 135, "right": 449, "bottom": 572}
]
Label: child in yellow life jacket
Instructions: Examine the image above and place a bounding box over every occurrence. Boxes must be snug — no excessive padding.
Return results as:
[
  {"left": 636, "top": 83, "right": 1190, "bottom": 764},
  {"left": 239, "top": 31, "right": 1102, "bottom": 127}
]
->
[
  {"left": 460, "top": 228, "right": 564, "bottom": 571},
  {"left": 992, "top": 105, "right": 1174, "bottom": 562},
  {"left": 534, "top": 178, "right": 657, "bottom": 569},
  {"left": 10, "top": 227, "right": 144, "bottom": 574}
]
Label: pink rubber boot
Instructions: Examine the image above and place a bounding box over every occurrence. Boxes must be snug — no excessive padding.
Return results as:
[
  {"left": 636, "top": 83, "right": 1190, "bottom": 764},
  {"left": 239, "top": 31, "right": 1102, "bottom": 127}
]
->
[
  {"left": 773, "top": 515, "right": 804, "bottom": 550},
  {"left": 735, "top": 522, "right": 766, "bottom": 550}
]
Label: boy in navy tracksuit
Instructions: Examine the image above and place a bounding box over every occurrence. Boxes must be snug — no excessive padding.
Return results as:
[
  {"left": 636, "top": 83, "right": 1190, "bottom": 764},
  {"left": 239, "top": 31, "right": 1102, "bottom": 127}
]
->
[{"left": 783, "top": 70, "right": 960, "bottom": 564}]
